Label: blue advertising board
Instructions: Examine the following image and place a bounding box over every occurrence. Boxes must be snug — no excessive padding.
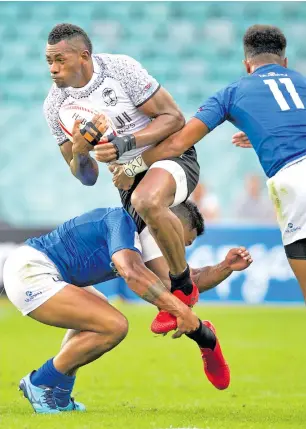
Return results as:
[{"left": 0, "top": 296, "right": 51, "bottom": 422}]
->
[{"left": 96, "top": 226, "right": 303, "bottom": 304}]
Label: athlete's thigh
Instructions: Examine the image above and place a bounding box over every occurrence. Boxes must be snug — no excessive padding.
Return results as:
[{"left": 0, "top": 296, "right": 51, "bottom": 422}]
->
[
  {"left": 83, "top": 285, "right": 108, "bottom": 301},
  {"left": 60, "top": 286, "right": 109, "bottom": 346},
  {"left": 29, "top": 284, "right": 124, "bottom": 332},
  {"left": 145, "top": 256, "right": 171, "bottom": 290},
  {"left": 134, "top": 167, "right": 176, "bottom": 207}
]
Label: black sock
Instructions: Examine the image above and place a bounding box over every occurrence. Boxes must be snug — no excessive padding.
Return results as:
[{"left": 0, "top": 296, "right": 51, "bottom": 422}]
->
[
  {"left": 169, "top": 265, "right": 193, "bottom": 295},
  {"left": 186, "top": 320, "right": 216, "bottom": 350}
]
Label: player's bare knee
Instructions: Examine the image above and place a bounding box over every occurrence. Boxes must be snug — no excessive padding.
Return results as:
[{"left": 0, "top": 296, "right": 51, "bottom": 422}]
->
[
  {"left": 131, "top": 189, "right": 163, "bottom": 222},
  {"left": 106, "top": 314, "right": 129, "bottom": 345}
]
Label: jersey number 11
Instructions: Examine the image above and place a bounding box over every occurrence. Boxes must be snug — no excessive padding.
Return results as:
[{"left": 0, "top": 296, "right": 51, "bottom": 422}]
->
[{"left": 264, "top": 78, "right": 305, "bottom": 111}]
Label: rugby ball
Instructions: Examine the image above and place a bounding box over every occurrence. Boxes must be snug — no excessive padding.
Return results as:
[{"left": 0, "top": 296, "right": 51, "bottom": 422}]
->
[{"left": 58, "top": 101, "right": 117, "bottom": 144}]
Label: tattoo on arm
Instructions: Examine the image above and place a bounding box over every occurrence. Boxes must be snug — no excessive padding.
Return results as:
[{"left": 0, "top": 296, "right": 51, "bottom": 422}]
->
[{"left": 141, "top": 280, "right": 167, "bottom": 304}]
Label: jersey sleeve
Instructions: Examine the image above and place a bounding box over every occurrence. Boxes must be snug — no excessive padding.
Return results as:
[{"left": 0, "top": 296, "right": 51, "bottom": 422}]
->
[
  {"left": 103, "top": 208, "right": 142, "bottom": 259},
  {"left": 104, "top": 54, "right": 160, "bottom": 107},
  {"left": 194, "top": 83, "right": 238, "bottom": 131},
  {"left": 43, "top": 86, "right": 69, "bottom": 146}
]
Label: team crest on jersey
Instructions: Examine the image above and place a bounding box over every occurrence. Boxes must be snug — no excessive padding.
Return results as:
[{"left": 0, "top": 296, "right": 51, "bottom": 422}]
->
[{"left": 102, "top": 88, "right": 118, "bottom": 106}]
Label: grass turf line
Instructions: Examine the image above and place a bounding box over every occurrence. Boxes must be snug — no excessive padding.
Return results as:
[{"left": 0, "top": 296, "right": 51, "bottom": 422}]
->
[{"left": 0, "top": 299, "right": 305, "bottom": 429}]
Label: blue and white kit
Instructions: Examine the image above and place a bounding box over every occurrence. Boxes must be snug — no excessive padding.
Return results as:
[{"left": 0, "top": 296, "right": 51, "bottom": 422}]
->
[
  {"left": 3, "top": 207, "right": 160, "bottom": 315},
  {"left": 195, "top": 64, "right": 306, "bottom": 245}
]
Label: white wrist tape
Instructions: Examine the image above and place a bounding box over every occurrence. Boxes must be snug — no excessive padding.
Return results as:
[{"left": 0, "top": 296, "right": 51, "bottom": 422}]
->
[{"left": 123, "top": 155, "right": 148, "bottom": 177}]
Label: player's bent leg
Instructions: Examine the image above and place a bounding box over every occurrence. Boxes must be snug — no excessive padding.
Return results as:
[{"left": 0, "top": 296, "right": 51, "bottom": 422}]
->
[
  {"left": 55, "top": 284, "right": 109, "bottom": 407},
  {"left": 30, "top": 284, "right": 128, "bottom": 372},
  {"left": 135, "top": 170, "right": 199, "bottom": 333},
  {"left": 59, "top": 285, "right": 109, "bottom": 371},
  {"left": 132, "top": 165, "right": 199, "bottom": 333},
  {"left": 132, "top": 167, "right": 186, "bottom": 275},
  {"left": 23, "top": 285, "right": 127, "bottom": 413}
]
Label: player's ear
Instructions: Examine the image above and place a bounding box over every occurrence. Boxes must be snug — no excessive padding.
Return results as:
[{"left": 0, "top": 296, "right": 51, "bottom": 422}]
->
[
  {"left": 80, "top": 50, "right": 91, "bottom": 62},
  {"left": 243, "top": 59, "right": 251, "bottom": 74}
]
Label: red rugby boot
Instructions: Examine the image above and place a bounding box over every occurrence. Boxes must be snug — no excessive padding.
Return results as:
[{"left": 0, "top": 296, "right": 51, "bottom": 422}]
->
[
  {"left": 151, "top": 282, "right": 199, "bottom": 334},
  {"left": 200, "top": 320, "right": 230, "bottom": 390}
]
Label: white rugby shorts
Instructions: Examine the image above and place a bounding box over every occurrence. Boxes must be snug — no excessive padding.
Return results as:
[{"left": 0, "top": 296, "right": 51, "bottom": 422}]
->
[
  {"left": 3, "top": 245, "right": 107, "bottom": 316},
  {"left": 267, "top": 156, "right": 306, "bottom": 246},
  {"left": 149, "top": 160, "right": 188, "bottom": 207}
]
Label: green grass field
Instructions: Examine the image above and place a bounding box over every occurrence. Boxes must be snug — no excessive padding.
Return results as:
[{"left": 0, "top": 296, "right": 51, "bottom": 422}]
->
[{"left": 0, "top": 298, "right": 305, "bottom": 429}]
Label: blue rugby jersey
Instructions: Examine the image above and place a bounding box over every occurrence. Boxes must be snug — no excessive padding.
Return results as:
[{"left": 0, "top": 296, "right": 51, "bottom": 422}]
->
[
  {"left": 195, "top": 64, "right": 306, "bottom": 177},
  {"left": 26, "top": 207, "right": 141, "bottom": 286}
]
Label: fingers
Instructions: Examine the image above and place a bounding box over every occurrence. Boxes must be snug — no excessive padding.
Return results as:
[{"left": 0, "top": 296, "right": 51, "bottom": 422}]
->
[
  {"left": 236, "top": 143, "right": 253, "bottom": 148},
  {"left": 91, "top": 114, "right": 108, "bottom": 134},
  {"left": 233, "top": 247, "right": 252, "bottom": 262},
  {"left": 112, "top": 176, "right": 133, "bottom": 191},
  {"left": 108, "top": 164, "right": 116, "bottom": 173},
  {"left": 232, "top": 131, "right": 252, "bottom": 148},
  {"left": 72, "top": 119, "right": 82, "bottom": 136},
  {"left": 172, "top": 330, "right": 183, "bottom": 339},
  {"left": 94, "top": 143, "right": 117, "bottom": 162},
  {"left": 238, "top": 247, "right": 253, "bottom": 262}
]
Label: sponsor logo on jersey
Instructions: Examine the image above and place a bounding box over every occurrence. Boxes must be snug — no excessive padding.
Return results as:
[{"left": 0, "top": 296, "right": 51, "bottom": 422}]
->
[
  {"left": 144, "top": 82, "right": 152, "bottom": 91},
  {"left": 25, "top": 290, "right": 43, "bottom": 303},
  {"left": 285, "top": 222, "right": 301, "bottom": 233},
  {"left": 258, "top": 72, "right": 288, "bottom": 78},
  {"left": 102, "top": 88, "right": 118, "bottom": 106},
  {"left": 109, "top": 262, "right": 121, "bottom": 277}
]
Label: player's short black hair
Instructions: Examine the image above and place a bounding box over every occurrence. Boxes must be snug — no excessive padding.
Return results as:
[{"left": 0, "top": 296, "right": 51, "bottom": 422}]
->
[
  {"left": 172, "top": 200, "right": 204, "bottom": 237},
  {"left": 48, "top": 23, "right": 92, "bottom": 54},
  {"left": 243, "top": 25, "right": 287, "bottom": 59}
]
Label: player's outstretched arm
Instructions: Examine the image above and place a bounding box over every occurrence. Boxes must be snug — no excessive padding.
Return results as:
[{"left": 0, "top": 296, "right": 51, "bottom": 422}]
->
[
  {"left": 112, "top": 249, "right": 200, "bottom": 335},
  {"left": 191, "top": 247, "right": 253, "bottom": 293},
  {"left": 143, "top": 117, "right": 209, "bottom": 165}
]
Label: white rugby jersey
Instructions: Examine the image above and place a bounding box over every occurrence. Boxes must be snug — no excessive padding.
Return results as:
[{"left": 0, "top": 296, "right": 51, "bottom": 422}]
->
[{"left": 43, "top": 54, "right": 160, "bottom": 163}]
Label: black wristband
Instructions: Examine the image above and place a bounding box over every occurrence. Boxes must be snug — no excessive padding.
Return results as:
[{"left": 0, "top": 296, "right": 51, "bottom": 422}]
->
[{"left": 112, "top": 134, "right": 136, "bottom": 159}]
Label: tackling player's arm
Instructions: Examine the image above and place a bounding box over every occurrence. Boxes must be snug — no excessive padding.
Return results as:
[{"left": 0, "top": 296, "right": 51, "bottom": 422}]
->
[
  {"left": 112, "top": 249, "right": 199, "bottom": 335},
  {"left": 104, "top": 208, "right": 199, "bottom": 335},
  {"left": 111, "top": 84, "right": 237, "bottom": 185},
  {"left": 190, "top": 247, "right": 252, "bottom": 293},
  {"left": 142, "top": 118, "right": 209, "bottom": 165},
  {"left": 141, "top": 84, "right": 236, "bottom": 165}
]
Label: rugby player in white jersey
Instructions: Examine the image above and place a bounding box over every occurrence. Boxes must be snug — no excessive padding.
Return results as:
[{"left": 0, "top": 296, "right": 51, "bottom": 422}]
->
[
  {"left": 42, "top": 24, "right": 255, "bottom": 392},
  {"left": 44, "top": 23, "right": 200, "bottom": 333}
]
